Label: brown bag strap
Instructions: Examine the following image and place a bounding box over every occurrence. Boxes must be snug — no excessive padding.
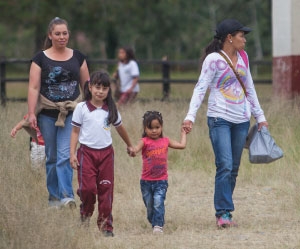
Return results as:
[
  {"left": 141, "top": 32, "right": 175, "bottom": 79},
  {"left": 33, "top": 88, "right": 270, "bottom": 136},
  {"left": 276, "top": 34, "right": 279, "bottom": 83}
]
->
[{"left": 218, "top": 51, "right": 247, "bottom": 97}]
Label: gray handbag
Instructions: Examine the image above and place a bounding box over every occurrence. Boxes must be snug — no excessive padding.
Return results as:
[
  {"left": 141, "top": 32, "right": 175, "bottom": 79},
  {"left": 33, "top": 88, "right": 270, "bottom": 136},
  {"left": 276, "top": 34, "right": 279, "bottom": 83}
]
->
[{"left": 244, "top": 124, "right": 283, "bottom": 164}]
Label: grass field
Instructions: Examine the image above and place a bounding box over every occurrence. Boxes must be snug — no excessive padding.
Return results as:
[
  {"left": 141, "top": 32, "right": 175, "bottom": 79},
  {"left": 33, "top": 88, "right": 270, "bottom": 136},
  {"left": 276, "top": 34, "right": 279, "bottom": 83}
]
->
[{"left": 1, "top": 84, "right": 300, "bottom": 249}]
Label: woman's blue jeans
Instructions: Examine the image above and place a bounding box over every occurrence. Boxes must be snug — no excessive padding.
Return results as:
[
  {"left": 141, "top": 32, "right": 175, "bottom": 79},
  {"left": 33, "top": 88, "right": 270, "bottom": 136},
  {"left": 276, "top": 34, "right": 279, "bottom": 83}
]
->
[
  {"left": 38, "top": 113, "right": 74, "bottom": 202},
  {"left": 207, "top": 117, "right": 249, "bottom": 217},
  {"left": 140, "top": 180, "right": 168, "bottom": 227}
]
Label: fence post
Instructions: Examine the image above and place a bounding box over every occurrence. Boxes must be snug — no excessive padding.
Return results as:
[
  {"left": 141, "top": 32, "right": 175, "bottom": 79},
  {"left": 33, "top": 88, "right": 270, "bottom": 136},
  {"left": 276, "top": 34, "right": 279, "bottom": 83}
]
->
[
  {"left": 161, "top": 56, "right": 170, "bottom": 101},
  {"left": 0, "top": 57, "right": 6, "bottom": 107}
]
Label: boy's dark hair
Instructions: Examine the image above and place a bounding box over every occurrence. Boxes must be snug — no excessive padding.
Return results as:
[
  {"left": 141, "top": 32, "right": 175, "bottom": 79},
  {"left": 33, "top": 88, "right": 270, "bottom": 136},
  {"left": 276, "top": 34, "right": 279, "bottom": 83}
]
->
[
  {"left": 120, "top": 46, "right": 136, "bottom": 62},
  {"left": 142, "top": 111, "right": 163, "bottom": 138},
  {"left": 84, "top": 70, "right": 118, "bottom": 125}
]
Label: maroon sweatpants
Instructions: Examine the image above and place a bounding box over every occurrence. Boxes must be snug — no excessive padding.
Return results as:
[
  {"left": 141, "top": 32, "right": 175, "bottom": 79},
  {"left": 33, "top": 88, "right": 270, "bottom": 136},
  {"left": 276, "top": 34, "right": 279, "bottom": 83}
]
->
[{"left": 77, "top": 144, "right": 114, "bottom": 232}]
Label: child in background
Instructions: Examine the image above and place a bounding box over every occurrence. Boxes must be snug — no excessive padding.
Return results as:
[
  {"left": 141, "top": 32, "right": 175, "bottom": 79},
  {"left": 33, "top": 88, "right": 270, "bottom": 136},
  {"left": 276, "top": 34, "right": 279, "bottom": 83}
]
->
[
  {"left": 11, "top": 114, "right": 46, "bottom": 170},
  {"left": 133, "top": 111, "right": 187, "bottom": 234},
  {"left": 70, "top": 70, "right": 134, "bottom": 237},
  {"left": 114, "top": 46, "right": 140, "bottom": 105}
]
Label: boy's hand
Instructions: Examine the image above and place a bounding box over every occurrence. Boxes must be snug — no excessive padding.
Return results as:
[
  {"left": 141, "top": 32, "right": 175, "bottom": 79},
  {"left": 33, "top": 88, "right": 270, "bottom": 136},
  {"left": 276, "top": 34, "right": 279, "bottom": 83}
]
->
[{"left": 70, "top": 154, "right": 79, "bottom": 170}]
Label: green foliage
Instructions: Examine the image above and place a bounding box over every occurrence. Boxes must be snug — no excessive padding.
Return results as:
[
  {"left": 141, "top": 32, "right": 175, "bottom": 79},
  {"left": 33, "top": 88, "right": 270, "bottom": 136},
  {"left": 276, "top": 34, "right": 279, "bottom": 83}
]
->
[{"left": 0, "top": 0, "right": 271, "bottom": 59}]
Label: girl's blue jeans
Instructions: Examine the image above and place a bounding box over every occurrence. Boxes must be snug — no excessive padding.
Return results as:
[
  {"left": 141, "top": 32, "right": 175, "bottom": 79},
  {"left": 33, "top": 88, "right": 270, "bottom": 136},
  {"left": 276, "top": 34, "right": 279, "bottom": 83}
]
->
[
  {"left": 207, "top": 117, "right": 249, "bottom": 217},
  {"left": 38, "top": 113, "right": 74, "bottom": 202},
  {"left": 140, "top": 180, "right": 168, "bottom": 227}
]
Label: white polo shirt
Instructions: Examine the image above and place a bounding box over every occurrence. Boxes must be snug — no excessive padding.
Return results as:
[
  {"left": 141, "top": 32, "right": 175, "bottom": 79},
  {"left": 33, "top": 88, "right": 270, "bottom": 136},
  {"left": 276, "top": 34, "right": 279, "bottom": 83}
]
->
[
  {"left": 72, "top": 101, "right": 122, "bottom": 149},
  {"left": 118, "top": 60, "right": 140, "bottom": 92}
]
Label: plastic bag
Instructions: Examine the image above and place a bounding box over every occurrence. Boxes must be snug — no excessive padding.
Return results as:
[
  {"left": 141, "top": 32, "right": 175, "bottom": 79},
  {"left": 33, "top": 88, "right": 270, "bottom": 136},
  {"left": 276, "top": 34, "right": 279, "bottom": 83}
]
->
[{"left": 245, "top": 124, "right": 283, "bottom": 164}]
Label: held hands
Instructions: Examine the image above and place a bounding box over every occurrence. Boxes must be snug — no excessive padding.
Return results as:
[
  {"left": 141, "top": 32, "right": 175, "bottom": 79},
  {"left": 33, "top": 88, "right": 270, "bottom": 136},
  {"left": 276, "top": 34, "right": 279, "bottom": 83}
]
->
[
  {"left": 182, "top": 120, "right": 193, "bottom": 134},
  {"left": 127, "top": 146, "right": 136, "bottom": 157},
  {"left": 181, "top": 126, "right": 187, "bottom": 135}
]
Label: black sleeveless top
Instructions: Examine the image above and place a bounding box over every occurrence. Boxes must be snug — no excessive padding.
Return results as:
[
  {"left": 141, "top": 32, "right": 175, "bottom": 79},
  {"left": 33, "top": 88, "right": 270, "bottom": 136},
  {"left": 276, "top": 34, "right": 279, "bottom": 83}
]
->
[{"left": 32, "top": 49, "right": 85, "bottom": 102}]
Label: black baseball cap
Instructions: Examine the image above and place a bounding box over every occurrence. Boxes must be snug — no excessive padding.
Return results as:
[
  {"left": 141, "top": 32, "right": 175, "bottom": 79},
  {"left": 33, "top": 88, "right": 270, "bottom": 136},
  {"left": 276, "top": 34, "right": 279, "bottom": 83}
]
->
[{"left": 215, "top": 19, "right": 252, "bottom": 40}]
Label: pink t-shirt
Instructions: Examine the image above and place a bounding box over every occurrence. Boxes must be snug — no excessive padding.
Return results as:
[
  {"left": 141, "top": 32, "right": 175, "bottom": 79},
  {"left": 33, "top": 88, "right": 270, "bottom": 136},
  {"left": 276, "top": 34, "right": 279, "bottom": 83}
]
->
[{"left": 141, "top": 137, "right": 169, "bottom": 181}]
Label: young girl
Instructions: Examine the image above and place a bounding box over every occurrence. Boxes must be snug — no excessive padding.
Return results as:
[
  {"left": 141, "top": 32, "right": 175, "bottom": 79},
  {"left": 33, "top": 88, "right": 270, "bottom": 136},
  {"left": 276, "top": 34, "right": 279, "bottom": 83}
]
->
[
  {"left": 11, "top": 114, "right": 46, "bottom": 170},
  {"left": 70, "top": 70, "right": 134, "bottom": 237},
  {"left": 113, "top": 46, "right": 140, "bottom": 105},
  {"left": 133, "top": 111, "right": 187, "bottom": 234}
]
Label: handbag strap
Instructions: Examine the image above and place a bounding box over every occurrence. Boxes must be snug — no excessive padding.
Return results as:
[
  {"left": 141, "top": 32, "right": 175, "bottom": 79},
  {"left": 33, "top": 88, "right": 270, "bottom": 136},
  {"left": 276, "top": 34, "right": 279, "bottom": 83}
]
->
[{"left": 218, "top": 51, "right": 247, "bottom": 97}]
